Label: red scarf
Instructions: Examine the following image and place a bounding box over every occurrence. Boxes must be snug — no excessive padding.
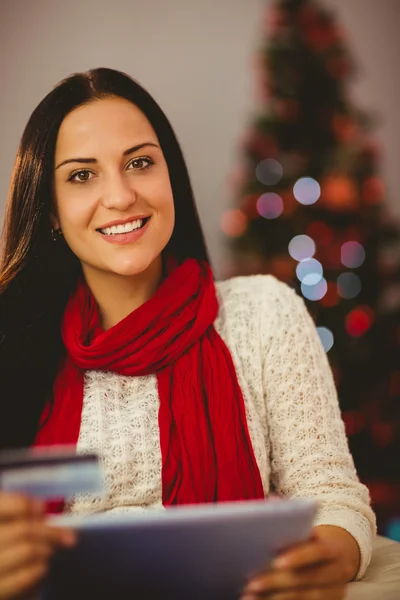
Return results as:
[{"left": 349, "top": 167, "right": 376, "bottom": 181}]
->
[{"left": 35, "top": 259, "right": 264, "bottom": 505}]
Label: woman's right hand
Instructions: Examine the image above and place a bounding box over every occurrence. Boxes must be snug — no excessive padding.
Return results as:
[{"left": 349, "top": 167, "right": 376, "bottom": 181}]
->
[{"left": 0, "top": 492, "right": 76, "bottom": 599}]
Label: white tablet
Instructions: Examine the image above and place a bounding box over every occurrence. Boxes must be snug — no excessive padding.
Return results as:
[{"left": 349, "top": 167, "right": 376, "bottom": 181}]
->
[{"left": 42, "top": 498, "right": 317, "bottom": 600}]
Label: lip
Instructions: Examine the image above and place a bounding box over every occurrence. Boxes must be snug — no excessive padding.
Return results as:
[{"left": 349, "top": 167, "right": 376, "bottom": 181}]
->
[
  {"left": 97, "top": 215, "right": 150, "bottom": 230},
  {"left": 97, "top": 216, "right": 151, "bottom": 245}
]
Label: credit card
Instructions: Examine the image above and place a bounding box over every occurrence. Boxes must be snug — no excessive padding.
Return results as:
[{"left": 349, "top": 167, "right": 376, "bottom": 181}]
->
[{"left": 0, "top": 446, "right": 105, "bottom": 500}]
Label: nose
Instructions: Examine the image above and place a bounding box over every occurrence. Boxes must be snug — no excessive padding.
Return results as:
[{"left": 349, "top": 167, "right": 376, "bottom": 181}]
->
[{"left": 101, "top": 173, "right": 137, "bottom": 211}]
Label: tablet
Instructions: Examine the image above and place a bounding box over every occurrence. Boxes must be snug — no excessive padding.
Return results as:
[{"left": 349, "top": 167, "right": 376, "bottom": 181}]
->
[{"left": 42, "top": 498, "right": 317, "bottom": 600}]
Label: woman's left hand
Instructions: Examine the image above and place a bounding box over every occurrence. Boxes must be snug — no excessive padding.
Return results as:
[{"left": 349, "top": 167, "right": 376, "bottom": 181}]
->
[{"left": 241, "top": 526, "right": 359, "bottom": 599}]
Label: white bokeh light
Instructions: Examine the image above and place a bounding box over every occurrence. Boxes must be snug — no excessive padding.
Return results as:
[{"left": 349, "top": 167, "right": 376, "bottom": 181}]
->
[
  {"left": 301, "top": 277, "right": 328, "bottom": 301},
  {"left": 337, "top": 273, "right": 362, "bottom": 299},
  {"left": 257, "top": 193, "right": 284, "bottom": 219},
  {"left": 288, "top": 235, "right": 316, "bottom": 262},
  {"left": 341, "top": 241, "right": 366, "bottom": 269},
  {"left": 296, "top": 259, "right": 323, "bottom": 286},
  {"left": 256, "top": 159, "right": 284, "bottom": 186},
  {"left": 317, "top": 326, "right": 334, "bottom": 352},
  {"left": 293, "top": 177, "right": 321, "bottom": 205}
]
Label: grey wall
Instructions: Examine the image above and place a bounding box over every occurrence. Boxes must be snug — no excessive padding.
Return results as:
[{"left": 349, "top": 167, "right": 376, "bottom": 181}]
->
[
  {"left": 325, "top": 0, "right": 400, "bottom": 220},
  {"left": 0, "top": 0, "right": 398, "bottom": 275}
]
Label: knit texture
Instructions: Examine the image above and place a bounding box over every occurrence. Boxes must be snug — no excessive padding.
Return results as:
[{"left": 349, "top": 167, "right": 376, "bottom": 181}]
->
[{"left": 66, "top": 275, "right": 376, "bottom": 579}]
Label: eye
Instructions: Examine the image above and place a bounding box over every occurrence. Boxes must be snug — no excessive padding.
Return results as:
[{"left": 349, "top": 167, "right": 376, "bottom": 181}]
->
[
  {"left": 127, "top": 157, "right": 154, "bottom": 171},
  {"left": 68, "top": 170, "right": 94, "bottom": 183}
]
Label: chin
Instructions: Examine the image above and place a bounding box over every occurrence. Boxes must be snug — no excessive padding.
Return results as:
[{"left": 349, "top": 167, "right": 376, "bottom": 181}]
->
[{"left": 107, "top": 255, "right": 160, "bottom": 278}]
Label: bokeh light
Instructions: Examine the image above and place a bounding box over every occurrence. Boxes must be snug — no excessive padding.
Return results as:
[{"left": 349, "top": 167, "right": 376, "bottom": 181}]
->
[
  {"left": 301, "top": 277, "right": 328, "bottom": 301},
  {"left": 371, "top": 422, "right": 394, "bottom": 448},
  {"left": 220, "top": 209, "right": 247, "bottom": 237},
  {"left": 317, "top": 326, "right": 334, "bottom": 352},
  {"left": 306, "top": 221, "right": 334, "bottom": 247},
  {"left": 296, "top": 259, "right": 323, "bottom": 286},
  {"left": 345, "top": 306, "right": 374, "bottom": 337},
  {"left": 293, "top": 177, "right": 321, "bottom": 205},
  {"left": 257, "top": 193, "right": 284, "bottom": 219},
  {"left": 321, "top": 175, "right": 359, "bottom": 212},
  {"left": 363, "top": 176, "right": 385, "bottom": 205},
  {"left": 288, "top": 235, "right": 316, "bottom": 261},
  {"left": 337, "top": 273, "right": 362, "bottom": 299},
  {"left": 241, "top": 193, "right": 259, "bottom": 219},
  {"left": 319, "top": 281, "right": 339, "bottom": 308},
  {"left": 386, "top": 519, "right": 400, "bottom": 543},
  {"left": 342, "top": 410, "right": 366, "bottom": 436},
  {"left": 255, "top": 159, "right": 283, "bottom": 186},
  {"left": 368, "top": 481, "right": 395, "bottom": 506},
  {"left": 341, "top": 241, "right": 366, "bottom": 268}
]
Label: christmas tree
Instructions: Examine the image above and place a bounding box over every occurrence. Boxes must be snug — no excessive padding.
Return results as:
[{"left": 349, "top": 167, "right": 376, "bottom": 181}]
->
[{"left": 224, "top": 0, "right": 400, "bottom": 536}]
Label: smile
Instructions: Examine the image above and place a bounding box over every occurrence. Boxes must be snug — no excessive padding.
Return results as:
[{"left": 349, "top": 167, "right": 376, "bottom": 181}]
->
[{"left": 98, "top": 217, "right": 150, "bottom": 236}]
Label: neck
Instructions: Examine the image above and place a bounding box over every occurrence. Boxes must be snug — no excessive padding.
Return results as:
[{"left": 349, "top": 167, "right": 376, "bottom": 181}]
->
[{"left": 82, "top": 257, "right": 163, "bottom": 330}]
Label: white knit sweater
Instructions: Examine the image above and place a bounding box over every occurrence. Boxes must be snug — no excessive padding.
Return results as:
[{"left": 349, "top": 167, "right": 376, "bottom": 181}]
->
[{"left": 67, "top": 275, "right": 376, "bottom": 579}]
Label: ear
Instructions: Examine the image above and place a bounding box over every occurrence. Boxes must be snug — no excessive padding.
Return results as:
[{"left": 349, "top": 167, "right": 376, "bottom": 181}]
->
[{"left": 50, "top": 207, "right": 60, "bottom": 231}]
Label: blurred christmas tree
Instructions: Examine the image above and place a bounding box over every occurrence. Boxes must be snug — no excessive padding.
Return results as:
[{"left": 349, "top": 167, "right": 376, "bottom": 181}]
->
[{"left": 224, "top": 0, "right": 400, "bottom": 536}]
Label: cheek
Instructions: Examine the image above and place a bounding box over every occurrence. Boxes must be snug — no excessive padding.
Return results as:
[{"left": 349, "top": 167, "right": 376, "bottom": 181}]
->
[
  {"left": 159, "top": 192, "right": 175, "bottom": 235},
  {"left": 159, "top": 190, "right": 175, "bottom": 216},
  {"left": 56, "top": 191, "right": 97, "bottom": 231},
  {"left": 146, "top": 176, "right": 175, "bottom": 224}
]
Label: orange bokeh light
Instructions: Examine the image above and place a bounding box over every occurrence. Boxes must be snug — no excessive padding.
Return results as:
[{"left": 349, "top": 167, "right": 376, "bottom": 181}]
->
[
  {"left": 220, "top": 209, "right": 248, "bottom": 238},
  {"left": 321, "top": 174, "right": 359, "bottom": 212}
]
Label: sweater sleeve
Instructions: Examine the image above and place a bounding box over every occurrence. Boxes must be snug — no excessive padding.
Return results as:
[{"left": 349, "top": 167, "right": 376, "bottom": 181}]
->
[{"left": 260, "top": 279, "right": 376, "bottom": 580}]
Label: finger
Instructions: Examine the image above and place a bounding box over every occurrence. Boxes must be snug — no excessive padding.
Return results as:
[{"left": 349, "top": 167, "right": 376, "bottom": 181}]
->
[
  {"left": 0, "top": 520, "right": 76, "bottom": 551},
  {"left": 241, "top": 585, "right": 346, "bottom": 600},
  {"left": 0, "top": 494, "right": 44, "bottom": 521},
  {"left": 0, "top": 542, "right": 52, "bottom": 577},
  {"left": 272, "top": 538, "right": 340, "bottom": 571},
  {"left": 244, "top": 559, "right": 351, "bottom": 594},
  {"left": 30, "top": 522, "right": 77, "bottom": 547},
  {"left": 0, "top": 562, "right": 48, "bottom": 600}
]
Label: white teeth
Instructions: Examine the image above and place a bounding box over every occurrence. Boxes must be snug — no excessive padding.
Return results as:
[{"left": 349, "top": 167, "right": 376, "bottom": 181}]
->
[{"left": 100, "top": 219, "right": 143, "bottom": 236}]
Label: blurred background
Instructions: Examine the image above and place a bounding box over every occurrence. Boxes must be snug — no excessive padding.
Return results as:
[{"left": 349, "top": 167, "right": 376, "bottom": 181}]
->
[{"left": 0, "top": 0, "right": 399, "bottom": 539}]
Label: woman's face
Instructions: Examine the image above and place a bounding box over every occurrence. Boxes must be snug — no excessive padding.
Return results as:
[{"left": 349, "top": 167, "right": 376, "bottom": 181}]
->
[{"left": 53, "top": 96, "right": 175, "bottom": 282}]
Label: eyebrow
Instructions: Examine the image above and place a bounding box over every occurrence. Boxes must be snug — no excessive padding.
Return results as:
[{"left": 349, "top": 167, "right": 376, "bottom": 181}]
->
[{"left": 55, "top": 142, "right": 159, "bottom": 170}]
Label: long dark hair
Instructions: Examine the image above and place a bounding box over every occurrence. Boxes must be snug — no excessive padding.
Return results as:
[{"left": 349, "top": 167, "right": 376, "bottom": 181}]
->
[{"left": 0, "top": 68, "right": 210, "bottom": 450}]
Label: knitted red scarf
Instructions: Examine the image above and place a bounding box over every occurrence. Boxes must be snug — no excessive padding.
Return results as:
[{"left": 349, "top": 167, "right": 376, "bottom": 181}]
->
[{"left": 35, "top": 259, "right": 264, "bottom": 505}]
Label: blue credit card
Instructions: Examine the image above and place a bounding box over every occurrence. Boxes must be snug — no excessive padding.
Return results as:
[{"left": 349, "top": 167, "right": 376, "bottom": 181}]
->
[{"left": 0, "top": 446, "right": 105, "bottom": 500}]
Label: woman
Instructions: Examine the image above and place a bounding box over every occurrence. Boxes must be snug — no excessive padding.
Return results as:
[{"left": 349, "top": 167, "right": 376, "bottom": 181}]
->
[{"left": 0, "top": 68, "right": 375, "bottom": 600}]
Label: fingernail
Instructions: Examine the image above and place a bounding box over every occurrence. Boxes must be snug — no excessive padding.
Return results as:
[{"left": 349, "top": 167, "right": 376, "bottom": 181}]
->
[
  {"left": 62, "top": 530, "right": 77, "bottom": 546},
  {"left": 272, "top": 555, "right": 289, "bottom": 569},
  {"left": 242, "top": 582, "right": 261, "bottom": 595}
]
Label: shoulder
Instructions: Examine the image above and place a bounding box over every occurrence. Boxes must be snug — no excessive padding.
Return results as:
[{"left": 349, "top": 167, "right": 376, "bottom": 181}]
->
[
  {"left": 214, "top": 275, "right": 310, "bottom": 346},
  {"left": 215, "top": 274, "right": 302, "bottom": 320}
]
